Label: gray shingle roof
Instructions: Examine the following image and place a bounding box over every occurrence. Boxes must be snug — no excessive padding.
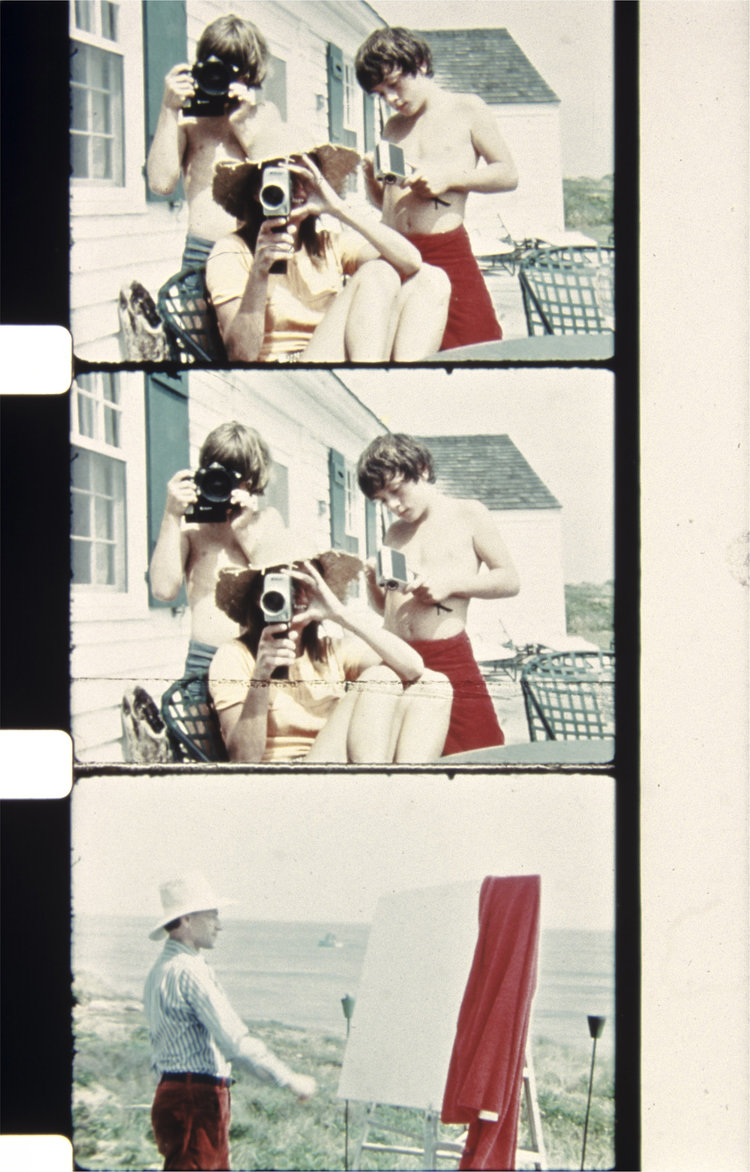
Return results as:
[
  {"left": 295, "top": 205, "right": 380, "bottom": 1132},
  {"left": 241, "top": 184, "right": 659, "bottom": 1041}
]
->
[
  {"left": 415, "top": 28, "right": 559, "bottom": 105},
  {"left": 420, "top": 434, "right": 561, "bottom": 511}
]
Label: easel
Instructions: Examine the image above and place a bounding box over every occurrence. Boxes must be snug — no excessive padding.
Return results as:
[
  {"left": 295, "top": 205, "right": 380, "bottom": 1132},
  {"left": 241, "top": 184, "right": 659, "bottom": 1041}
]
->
[{"left": 352, "top": 1052, "right": 547, "bottom": 1170}]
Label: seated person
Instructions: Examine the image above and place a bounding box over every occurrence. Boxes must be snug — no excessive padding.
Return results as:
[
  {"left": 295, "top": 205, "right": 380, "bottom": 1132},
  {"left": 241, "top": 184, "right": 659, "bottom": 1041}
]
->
[
  {"left": 149, "top": 421, "right": 284, "bottom": 682},
  {"left": 357, "top": 433, "right": 520, "bottom": 756},
  {"left": 355, "top": 27, "right": 518, "bottom": 350},
  {"left": 146, "top": 13, "right": 282, "bottom": 270},
  {"left": 208, "top": 530, "right": 452, "bottom": 763},
  {"left": 205, "top": 128, "right": 450, "bottom": 362}
]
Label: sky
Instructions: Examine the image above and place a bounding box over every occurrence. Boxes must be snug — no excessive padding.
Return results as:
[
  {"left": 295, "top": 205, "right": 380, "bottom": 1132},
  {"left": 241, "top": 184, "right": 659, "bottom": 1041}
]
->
[
  {"left": 71, "top": 773, "right": 615, "bottom": 931},
  {"left": 343, "top": 367, "right": 614, "bottom": 584},
  {"left": 370, "top": 0, "right": 614, "bottom": 177}
]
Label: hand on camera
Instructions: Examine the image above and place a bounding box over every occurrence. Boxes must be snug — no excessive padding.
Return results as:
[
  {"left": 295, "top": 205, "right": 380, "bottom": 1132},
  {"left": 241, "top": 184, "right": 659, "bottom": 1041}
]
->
[
  {"left": 288, "top": 156, "right": 342, "bottom": 220},
  {"left": 165, "top": 470, "right": 197, "bottom": 517},
  {"left": 162, "top": 65, "right": 195, "bottom": 111},
  {"left": 228, "top": 487, "right": 257, "bottom": 528},
  {"left": 405, "top": 572, "right": 456, "bottom": 606},
  {"left": 404, "top": 164, "right": 454, "bottom": 199},
  {"left": 290, "top": 561, "right": 341, "bottom": 625},
  {"left": 254, "top": 217, "right": 296, "bottom": 276},
  {"left": 253, "top": 623, "right": 297, "bottom": 681}
]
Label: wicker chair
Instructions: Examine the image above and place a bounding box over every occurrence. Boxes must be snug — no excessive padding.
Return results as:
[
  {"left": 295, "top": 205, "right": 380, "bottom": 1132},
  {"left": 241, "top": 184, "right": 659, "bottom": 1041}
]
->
[
  {"left": 521, "top": 649, "right": 615, "bottom": 741},
  {"left": 157, "top": 267, "right": 227, "bottom": 363},
  {"left": 161, "top": 676, "right": 228, "bottom": 763},
  {"left": 518, "top": 245, "right": 614, "bottom": 336}
]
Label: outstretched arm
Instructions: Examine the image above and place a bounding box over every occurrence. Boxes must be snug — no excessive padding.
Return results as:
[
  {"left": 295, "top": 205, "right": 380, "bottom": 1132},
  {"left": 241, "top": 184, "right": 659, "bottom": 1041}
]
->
[{"left": 148, "top": 470, "right": 194, "bottom": 599}]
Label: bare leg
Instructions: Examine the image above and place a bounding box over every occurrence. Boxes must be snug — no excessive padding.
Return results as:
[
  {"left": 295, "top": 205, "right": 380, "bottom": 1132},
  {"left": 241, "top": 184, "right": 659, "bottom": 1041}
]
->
[
  {"left": 305, "top": 666, "right": 403, "bottom": 762},
  {"left": 392, "top": 669, "right": 452, "bottom": 762},
  {"left": 390, "top": 264, "right": 451, "bottom": 361},
  {"left": 303, "top": 260, "right": 401, "bottom": 362}
]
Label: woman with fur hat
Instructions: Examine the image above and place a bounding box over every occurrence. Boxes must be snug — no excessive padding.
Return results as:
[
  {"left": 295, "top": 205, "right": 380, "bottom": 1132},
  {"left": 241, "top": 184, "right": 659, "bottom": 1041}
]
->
[
  {"left": 208, "top": 531, "right": 452, "bottom": 763},
  {"left": 205, "top": 132, "right": 450, "bottom": 362}
]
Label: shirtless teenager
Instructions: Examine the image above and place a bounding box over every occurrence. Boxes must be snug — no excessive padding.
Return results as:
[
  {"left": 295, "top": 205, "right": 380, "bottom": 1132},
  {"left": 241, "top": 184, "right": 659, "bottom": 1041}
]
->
[
  {"left": 146, "top": 14, "right": 282, "bottom": 269},
  {"left": 149, "top": 421, "right": 284, "bottom": 683},
  {"left": 355, "top": 27, "right": 518, "bottom": 351},
  {"left": 357, "top": 434, "right": 520, "bottom": 756}
]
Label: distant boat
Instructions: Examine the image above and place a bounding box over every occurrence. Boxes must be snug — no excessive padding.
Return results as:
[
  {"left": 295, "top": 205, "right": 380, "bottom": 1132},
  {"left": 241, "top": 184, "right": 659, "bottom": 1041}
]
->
[{"left": 318, "top": 932, "right": 343, "bottom": 948}]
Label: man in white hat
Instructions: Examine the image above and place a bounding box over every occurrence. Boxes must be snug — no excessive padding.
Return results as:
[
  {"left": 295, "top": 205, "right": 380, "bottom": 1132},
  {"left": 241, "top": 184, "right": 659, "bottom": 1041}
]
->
[{"left": 144, "top": 871, "right": 316, "bottom": 1170}]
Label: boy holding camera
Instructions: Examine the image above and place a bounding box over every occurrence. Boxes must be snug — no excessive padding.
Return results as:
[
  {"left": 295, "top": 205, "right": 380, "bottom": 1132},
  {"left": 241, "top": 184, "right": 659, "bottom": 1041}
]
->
[
  {"left": 146, "top": 13, "right": 282, "bottom": 270},
  {"left": 357, "top": 434, "right": 520, "bottom": 756},
  {"left": 355, "top": 27, "right": 518, "bottom": 351},
  {"left": 149, "top": 421, "right": 284, "bottom": 683}
]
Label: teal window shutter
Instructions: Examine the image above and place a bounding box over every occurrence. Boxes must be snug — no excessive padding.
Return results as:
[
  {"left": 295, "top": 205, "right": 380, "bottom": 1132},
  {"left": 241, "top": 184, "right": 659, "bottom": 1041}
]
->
[
  {"left": 142, "top": 0, "right": 187, "bottom": 203},
  {"left": 363, "top": 93, "right": 377, "bottom": 153},
  {"left": 145, "top": 372, "right": 189, "bottom": 607},
  {"left": 328, "top": 448, "right": 347, "bottom": 549}
]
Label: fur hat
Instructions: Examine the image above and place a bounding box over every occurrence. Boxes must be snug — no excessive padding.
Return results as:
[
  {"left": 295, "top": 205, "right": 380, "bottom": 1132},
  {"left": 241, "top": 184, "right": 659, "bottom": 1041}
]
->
[
  {"left": 215, "top": 529, "right": 363, "bottom": 626},
  {"left": 149, "top": 871, "right": 235, "bottom": 941},
  {"left": 212, "top": 125, "right": 361, "bottom": 219}
]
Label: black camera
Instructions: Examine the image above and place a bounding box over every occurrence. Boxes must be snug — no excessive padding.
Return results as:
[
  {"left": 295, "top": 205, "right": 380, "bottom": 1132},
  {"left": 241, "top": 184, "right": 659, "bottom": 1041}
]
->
[
  {"left": 259, "top": 571, "right": 294, "bottom": 626},
  {"left": 377, "top": 547, "right": 409, "bottom": 589},
  {"left": 375, "top": 141, "right": 408, "bottom": 184},
  {"left": 185, "top": 55, "right": 242, "bottom": 117},
  {"left": 185, "top": 463, "right": 243, "bottom": 523}
]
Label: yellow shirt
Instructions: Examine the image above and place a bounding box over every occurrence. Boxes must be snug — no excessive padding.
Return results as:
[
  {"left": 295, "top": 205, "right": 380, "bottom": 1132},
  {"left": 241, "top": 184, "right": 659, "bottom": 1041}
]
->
[
  {"left": 208, "top": 637, "right": 365, "bottom": 762},
  {"left": 206, "top": 230, "right": 361, "bottom": 361}
]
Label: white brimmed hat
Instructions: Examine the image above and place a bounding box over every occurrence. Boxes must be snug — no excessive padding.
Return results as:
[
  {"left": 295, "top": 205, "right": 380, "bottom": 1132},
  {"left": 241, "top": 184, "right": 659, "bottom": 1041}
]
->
[{"left": 149, "top": 871, "right": 235, "bottom": 941}]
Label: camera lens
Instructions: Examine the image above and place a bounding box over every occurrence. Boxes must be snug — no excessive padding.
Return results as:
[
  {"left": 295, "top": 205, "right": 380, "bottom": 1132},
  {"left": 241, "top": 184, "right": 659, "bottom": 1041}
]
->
[
  {"left": 198, "top": 467, "right": 233, "bottom": 503},
  {"left": 195, "top": 57, "right": 231, "bottom": 96},
  {"left": 261, "top": 184, "right": 287, "bottom": 211},
  {"left": 261, "top": 590, "right": 287, "bottom": 615}
]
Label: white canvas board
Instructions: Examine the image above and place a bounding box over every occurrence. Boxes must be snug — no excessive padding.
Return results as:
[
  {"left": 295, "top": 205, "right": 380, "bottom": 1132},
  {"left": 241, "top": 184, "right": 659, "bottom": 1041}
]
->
[{"left": 337, "top": 879, "right": 484, "bottom": 1110}]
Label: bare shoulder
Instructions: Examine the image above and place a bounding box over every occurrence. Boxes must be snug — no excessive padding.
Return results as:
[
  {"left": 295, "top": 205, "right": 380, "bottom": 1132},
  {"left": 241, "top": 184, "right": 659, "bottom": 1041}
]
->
[
  {"left": 384, "top": 517, "right": 410, "bottom": 547},
  {"left": 383, "top": 112, "right": 409, "bottom": 142},
  {"left": 454, "top": 496, "right": 493, "bottom": 527}
]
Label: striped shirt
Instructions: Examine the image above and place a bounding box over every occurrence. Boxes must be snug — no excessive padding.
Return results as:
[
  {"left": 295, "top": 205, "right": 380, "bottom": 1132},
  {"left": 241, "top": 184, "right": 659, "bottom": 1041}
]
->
[{"left": 143, "top": 938, "right": 293, "bottom": 1086}]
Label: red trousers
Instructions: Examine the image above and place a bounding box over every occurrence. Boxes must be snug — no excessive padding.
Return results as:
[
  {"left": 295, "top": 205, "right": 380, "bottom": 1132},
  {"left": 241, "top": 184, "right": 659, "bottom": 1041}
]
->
[
  {"left": 408, "top": 631, "right": 504, "bottom": 756},
  {"left": 152, "top": 1078, "right": 231, "bottom": 1170},
  {"left": 405, "top": 225, "right": 502, "bottom": 351}
]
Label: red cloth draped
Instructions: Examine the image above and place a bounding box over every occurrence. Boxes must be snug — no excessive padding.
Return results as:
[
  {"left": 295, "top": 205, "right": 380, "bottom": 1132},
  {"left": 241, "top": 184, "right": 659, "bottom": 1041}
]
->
[
  {"left": 408, "top": 630, "right": 504, "bottom": 756},
  {"left": 441, "top": 875, "right": 541, "bottom": 1170},
  {"left": 405, "top": 225, "right": 502, "bottom": 351}
]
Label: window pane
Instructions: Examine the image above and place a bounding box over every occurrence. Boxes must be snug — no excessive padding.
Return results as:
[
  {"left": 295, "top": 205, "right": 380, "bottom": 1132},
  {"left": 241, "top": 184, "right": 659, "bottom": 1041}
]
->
[
  {"left": 71, "top": 492, "right": 92, "bottom": 538},
  {"left": 90, "top": 90, "right": 112, "bottom": 134},
  {"left": 102, "top": 373, "right": 119, "bottom": 404},
  {"left": 71, "top": 133, "right": 89, "bottom": 179},
  {"left": 94, "top": 494, "right": 114, "bottom": 540},
  {"left": 92, "top": 456, "right": 114, "bottom": 496},
  {"left": 95, "top": 542, "right": 115, "bottom": 585},
  {"left": 91, "top": 135, "right": 113, "bottom": 181},
  {"left": 71, "top": 46, "right": 88, "bottom": 85},
  {"left": 71, "top": 448, "right": 91, "bottom": 490},
  {"left": 72, "top": 540, "right": 92, "bottom": 585},
  {"left": 77, "top": 392, "right": 96, "bottom": 439},
  {"left": 103, "top": 405, "right": 120, "bottom": 447},
  {"left": 71, "top": 87, "right": 89, "bottom": 133},
  {"left": 70, "top": 43, "right": 123, "bottom": 184},
  {"left": 101, "top": 1, "right": 118, "bottom": 41},
  {"left": 74, "top": 0, "right": 94, "bottom": 33}
]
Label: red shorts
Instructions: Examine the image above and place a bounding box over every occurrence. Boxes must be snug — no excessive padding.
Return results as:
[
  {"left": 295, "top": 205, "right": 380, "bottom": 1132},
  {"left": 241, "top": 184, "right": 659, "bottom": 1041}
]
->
[
  {"left": 405, "top": 225, "right": 502, "bottom": 351},
  {"left": 152, "top": 1077, "right": 231, "bottom": 1170},
  {"left": 408, "top": 630, "right": 504, "bottom": 756}
]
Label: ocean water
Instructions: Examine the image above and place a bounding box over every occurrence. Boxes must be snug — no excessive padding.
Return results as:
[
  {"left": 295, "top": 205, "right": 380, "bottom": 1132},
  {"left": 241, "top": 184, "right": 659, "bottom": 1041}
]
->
[{"left": 73, "top": 916, "right": 614, "bottom": 1060}]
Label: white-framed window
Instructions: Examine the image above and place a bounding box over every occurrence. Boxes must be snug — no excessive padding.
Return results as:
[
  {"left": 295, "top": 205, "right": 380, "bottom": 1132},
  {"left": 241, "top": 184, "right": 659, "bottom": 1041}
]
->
[
  {"left": 70, "top": 373, "right": 150, "bottom": 621},
  {"left": 71, "top": 373, "right": 127, "bottom": 591},
  {"left": 70, "top": 0, "right": 146, "bottom": 214}
]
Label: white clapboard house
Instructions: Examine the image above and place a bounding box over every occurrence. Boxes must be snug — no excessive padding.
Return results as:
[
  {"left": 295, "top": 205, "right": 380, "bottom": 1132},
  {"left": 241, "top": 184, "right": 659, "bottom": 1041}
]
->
[{"left": 70, "top": 368, "right": 387, "bottom": 761}]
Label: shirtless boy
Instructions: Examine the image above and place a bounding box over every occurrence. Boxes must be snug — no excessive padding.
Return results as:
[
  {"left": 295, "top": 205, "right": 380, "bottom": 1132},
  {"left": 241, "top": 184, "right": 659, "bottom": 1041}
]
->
[
  {"left": 355, "top": 27, "right": 518, "bottom": 350},
  {"left": 147, "top": 13, "right": 281, "bottom": 269},
  {"left": 357, "top": 434, "right": 520, "bottom": 756},
  {"left": 149, "top": 421, "right": 284, "bottom": 682}
]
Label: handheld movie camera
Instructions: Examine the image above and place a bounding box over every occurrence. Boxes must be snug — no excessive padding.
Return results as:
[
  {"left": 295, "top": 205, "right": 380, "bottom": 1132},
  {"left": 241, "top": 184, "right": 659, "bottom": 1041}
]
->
[
  {"left": 377, "top": 547, "right": 409, "bottom": 589},
  {"left": 259, "top": 571, "right": 294, "bottom": 626},
  {"left": 185, "top": 55, "right": 243, "bottom": 117},
  {"left": 185, "top": 463, "right": 243, "bottom": 523},
  {"left": 260, "top": 164, "right": 293, "bottom": 274},
  {"left": 375, "top": 141, "right": 408, "bottom": 184}
]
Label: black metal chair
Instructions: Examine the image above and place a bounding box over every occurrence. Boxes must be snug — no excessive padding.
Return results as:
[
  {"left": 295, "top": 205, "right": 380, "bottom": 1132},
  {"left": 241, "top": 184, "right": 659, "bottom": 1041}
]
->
[
  {"left": 157, "top": 267, "right": 227, "bottom": 363},
  {"left": 161, "top": 676, "right": 228, "bottom": 763},
  {"left": 521, "top": 649, "right": 615, "bottom": 741},
  {"left": 518, "top": 245, "right": 614, "bottom": 336}
]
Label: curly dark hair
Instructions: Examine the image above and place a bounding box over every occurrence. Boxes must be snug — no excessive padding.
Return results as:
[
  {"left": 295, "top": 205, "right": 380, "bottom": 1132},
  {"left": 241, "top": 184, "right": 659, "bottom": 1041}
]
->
[
  {"left": 355, "top": 28, "right": 433, "bottom": 93},
  {"left": 357, "top": 434, "right": 435, "bottom": 498}
]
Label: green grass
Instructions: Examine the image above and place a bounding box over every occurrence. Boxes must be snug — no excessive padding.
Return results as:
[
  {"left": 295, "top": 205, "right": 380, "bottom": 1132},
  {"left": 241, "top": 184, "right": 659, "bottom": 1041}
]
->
[
  {"left": 565, "top": 581, "right": 614, "bottom": 650},
  {"left": 73, "top": 992, "right": 614, "bottom": 1170},
  {"left": 563, "top": 176, "right": 614, "bottom": 246}
]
